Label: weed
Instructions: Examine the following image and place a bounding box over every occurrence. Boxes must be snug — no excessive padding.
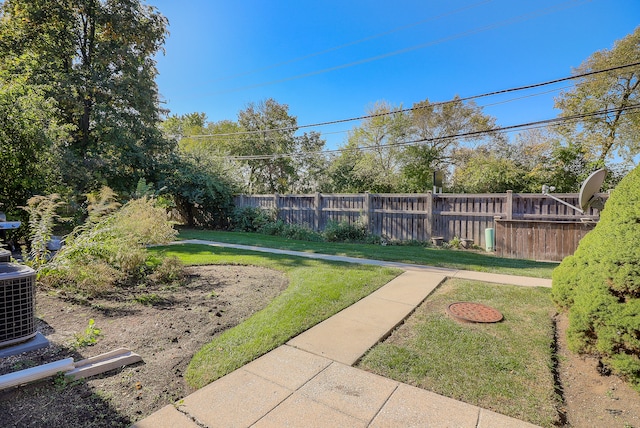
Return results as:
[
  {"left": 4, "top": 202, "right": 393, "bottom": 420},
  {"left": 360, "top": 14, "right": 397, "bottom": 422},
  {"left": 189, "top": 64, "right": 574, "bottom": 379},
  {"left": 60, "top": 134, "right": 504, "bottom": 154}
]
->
[
  {"left": 12, "top": 360, "right": 37, "bottom": 371},
  {"left": 134, "top": 293, "right": 165, "bottom": 306},
  {"left": 72, "top": 319, "right": 101, "bottom": 348},
  {"left": 52, "top": 371, "right": 83, "bottom": 390},
  {"left": 447, "top": 236, "right": 462, "bottom": 249}
]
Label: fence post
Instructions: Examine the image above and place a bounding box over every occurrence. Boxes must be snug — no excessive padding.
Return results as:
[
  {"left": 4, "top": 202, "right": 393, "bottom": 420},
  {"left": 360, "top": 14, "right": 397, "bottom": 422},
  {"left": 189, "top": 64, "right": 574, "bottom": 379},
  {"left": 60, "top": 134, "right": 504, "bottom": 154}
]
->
[
  {"left": 506, "top": 190, "right": 513, "bottom": 220},
  {"left": 363, "top": 192, "right": 372, "bottom": 234},
  {"left": 426, "top": 191, "right": 433, "bottom": 237},
  {"left": 314, "top": 192, "right": 321, "bottom": 231}
]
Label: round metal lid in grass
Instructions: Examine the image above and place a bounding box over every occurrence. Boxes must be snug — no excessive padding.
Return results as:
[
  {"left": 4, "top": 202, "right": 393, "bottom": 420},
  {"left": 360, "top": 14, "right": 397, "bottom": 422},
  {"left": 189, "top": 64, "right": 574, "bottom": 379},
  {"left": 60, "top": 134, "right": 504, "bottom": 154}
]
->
[{"left": 447, "top": 302, "right": 503, "bottom": 323}]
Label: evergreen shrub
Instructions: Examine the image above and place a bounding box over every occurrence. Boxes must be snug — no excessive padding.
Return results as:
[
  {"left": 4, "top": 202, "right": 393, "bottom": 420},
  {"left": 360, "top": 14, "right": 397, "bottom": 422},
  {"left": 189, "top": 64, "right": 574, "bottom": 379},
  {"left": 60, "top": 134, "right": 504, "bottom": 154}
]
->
[{"left": 552, "top": 166, "right": 640, "bottom": 390}]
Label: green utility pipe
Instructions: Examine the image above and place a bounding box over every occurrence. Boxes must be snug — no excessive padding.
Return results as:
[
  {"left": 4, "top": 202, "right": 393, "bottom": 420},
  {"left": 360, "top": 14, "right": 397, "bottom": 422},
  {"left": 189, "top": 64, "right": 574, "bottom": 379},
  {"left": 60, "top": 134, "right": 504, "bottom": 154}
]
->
[{"left": 485, "top": 228, "right": 495, "bottom": 252}]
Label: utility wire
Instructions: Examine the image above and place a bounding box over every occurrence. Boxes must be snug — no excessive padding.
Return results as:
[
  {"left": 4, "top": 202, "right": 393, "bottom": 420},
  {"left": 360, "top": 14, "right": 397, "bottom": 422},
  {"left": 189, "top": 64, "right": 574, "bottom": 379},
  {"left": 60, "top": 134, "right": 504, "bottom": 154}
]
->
[
  {"left": 185, "top": 61, "right": 640, "bottom": 139},
  {"left": 223, "top": 104, "right": 640, "bottom": 160},
  {"left": 201, "top": 0, "right": 494, "bottom": 85},
  {"left": 202, "top": 0, "right": 589, "bottom": 96},
  {"left": 179, "top": 84, "right": 573, "bottom": 145}
]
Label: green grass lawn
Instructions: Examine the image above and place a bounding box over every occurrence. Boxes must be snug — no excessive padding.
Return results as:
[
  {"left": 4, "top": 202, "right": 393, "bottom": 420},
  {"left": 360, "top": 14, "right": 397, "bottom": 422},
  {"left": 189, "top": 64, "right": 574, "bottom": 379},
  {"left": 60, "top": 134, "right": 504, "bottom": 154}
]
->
[
  {"left": 357, "top": 278, "right": 559, "bottom": 427},
  {"left": 149, "top": 243, "right": 402, "bottom": 388},
  {"left": 177, "top": 228, "right": 556, "bottom": 278}
]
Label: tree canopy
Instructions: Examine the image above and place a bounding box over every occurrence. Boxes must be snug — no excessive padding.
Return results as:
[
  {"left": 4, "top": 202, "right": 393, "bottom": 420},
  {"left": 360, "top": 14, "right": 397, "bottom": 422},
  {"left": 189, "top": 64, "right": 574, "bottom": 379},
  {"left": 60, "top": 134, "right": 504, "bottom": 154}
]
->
[
  {"left": 555, "top": 25, "right": 640, "bottom": 163},
  {"left": 0, "top": 0, "right": 172, "bottom": 194}
]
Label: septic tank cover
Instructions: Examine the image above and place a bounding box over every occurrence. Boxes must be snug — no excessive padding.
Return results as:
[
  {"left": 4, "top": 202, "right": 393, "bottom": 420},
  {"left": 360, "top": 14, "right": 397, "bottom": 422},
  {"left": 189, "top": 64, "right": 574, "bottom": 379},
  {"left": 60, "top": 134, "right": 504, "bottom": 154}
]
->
[{"left": 447, "top": 302, "right": 503, "bottom": 323}]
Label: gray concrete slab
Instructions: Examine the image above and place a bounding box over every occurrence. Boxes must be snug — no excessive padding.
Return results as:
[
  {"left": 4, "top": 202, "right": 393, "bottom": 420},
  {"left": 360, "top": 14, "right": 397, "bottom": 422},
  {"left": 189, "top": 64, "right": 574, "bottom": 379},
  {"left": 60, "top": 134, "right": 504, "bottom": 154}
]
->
[
  {"left": 338, "top": 295, "right": 416, "bottom": 328},
  {"left": 287, "top": 314, "right": 391, "bottom": 365},
  {"left": 287, "top": 271, "right": 440, "bottom": 364},
  {"left": 131, "top": 405, "right": 199, "bottom": 428},
  {"left": 243, "top": 345, "right": 331, "bottom": 390},
  {"left": 369, "top": 383, "right": 480, "bottom": 427},
  {"left": 451, "top": 270, "right": 552, "bottom": 288},
  {"left": 178, "top": 369, "right": 292, "bottom": 427},
  {"left": 297, "top": 362, "right": 398, "bottom": 422},
  {"left": 253, "top": 392, "right": 367, "bottom": 427},
  {"left": 0, "top": 332, "right": 49, "bottom": 358},
  {"left": 367, "top": 270, "right": 446, "bottom": 305},
  {"left": 478, "top": 408, "right": 543, "bottom": 428}
]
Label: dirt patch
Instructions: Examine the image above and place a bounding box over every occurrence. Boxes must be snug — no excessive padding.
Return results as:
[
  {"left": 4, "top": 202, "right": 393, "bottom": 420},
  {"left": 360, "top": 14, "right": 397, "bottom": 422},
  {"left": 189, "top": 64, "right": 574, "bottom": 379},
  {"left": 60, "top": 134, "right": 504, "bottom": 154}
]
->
[
  {"left": 0, "top": 265, "right": 288, "bottom": 427},
  {"left": 556, "top": 313, "right": 640, "bottom": 428}
]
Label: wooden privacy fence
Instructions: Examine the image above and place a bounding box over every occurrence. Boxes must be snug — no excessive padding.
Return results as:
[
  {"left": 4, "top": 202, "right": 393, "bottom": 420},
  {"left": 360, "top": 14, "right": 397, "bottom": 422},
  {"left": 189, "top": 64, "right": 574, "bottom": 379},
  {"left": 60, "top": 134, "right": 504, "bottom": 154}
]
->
[{"left": 234, "top": 191, "right": 606, "bottom": 261}]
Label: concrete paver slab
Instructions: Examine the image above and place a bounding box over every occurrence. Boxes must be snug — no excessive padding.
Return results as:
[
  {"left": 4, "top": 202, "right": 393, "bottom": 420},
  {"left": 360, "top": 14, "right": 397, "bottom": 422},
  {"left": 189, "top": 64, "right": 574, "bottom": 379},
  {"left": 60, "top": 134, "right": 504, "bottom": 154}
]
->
[
  {"left": 131, "top": 405, "right": 199, "bottom": 428},
  {"left": 253, "top": 392, "right": 366, "bottom": 428},
  {"left": 478, "top": 408, "right": 542, "bottom": 428},
  {"left": 369, "top": 383, "right": 480, "bottom": 428},
  {"left": 297, "top": 362, "right": 399, "bottom": 422},
  {"left": 287, "top": 315, "right": 388, "bottom": 365},
  {"left": 243, "top": 345, "right": 331, "bottom": 390},
  {"left": 452, "top": 270, "right": 552, "bottom": 288},
  {"left": 288, "top": 271, "right": 439, "bottom": 364},
  {"left": 179, "top": 369, "right": 291, "bottom": 428},
  {"left": 338, "top": 296, "right": 415, "bottom": 328},
  {"left": 367, "top": 271, "right": 446, "bottom": 305}
]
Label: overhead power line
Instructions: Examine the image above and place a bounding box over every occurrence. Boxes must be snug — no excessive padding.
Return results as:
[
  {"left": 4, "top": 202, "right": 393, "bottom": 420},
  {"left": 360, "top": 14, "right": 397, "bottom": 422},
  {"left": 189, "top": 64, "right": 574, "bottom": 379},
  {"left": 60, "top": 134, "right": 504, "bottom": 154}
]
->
[
  {"left": 202, "top": 0, "right": 589, "bottom": 96},
  {"left": 223, "top": 104, "right": 640, "bottom": 161},
  {"left": 203, "top": 0, "right": 494, "bottom": 85},
  {"left": 185, "top": 61, "right": 640, "bottom": 139}
]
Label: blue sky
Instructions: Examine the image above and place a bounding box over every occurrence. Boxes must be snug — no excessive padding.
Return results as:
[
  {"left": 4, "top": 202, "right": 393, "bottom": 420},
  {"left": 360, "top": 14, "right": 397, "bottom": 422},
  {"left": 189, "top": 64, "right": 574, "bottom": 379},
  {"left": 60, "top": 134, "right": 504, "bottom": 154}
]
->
[{"left": 147, "top": 0, "right": 639, "bottom": 150}]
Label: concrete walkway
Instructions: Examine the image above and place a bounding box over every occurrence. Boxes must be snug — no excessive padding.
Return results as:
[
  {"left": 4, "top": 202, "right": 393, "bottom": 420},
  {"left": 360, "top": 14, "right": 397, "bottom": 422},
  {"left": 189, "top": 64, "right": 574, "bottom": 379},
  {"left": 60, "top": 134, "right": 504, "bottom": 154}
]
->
[{"left": 134, "top": 241, "right": 551, "bottom": 428}]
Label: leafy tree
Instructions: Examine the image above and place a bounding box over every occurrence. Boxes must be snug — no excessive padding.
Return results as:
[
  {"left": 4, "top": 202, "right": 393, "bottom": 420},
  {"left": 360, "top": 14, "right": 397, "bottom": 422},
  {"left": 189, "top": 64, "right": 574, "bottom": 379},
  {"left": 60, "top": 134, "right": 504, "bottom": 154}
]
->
[
  {"left": 162, "top": 153, "right": 236, "bottom": 228},
  {"left": 0, "top": 0, "right": 171, "bottom": 194},
  {"left": 0, "top": 76, "right": 69, "bottom": 226},
  {"left": 555, "top": 26, "right": 640, "bottom": 163},
  {"left": 161, "top": 112, "right": 208, "bottom": 142},
  {"left": 325, "top": 142, "right": 370, "bottom": 193},
  {"left": 450, "top": 147, "right": 525, "bottom": 193},
  {"left": 329, "top": 101, "right": 408, "bottom": 193},
  {"left": 449, "top": 127, "right": 624, "bottom": 194},
  {"left": 400, "top": 96, "right": 502, "bottom": 192},
  {"left": 288, "top": 131, "right": 328, "bottom": 193},
  {"left": 235, "top": 98, "right": 326, "bottom": 194}
]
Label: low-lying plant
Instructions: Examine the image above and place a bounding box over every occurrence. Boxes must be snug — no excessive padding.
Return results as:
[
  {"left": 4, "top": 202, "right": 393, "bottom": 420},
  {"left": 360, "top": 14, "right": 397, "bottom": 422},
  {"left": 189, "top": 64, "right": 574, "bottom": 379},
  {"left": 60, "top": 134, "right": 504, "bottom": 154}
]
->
[{"left": 72, "top": 319, "right": 101, "bottom": 349}]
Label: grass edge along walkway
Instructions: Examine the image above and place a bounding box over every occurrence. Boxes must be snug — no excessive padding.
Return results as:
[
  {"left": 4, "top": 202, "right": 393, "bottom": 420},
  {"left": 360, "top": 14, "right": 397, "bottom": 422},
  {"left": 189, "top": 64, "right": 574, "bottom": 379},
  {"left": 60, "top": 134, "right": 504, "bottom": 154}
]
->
[
  {"left": 177, "top": 228, "right": 556, "bottom": 279},
  {"left": 150, "top": 243, "right": 403, "bottom": 389}
]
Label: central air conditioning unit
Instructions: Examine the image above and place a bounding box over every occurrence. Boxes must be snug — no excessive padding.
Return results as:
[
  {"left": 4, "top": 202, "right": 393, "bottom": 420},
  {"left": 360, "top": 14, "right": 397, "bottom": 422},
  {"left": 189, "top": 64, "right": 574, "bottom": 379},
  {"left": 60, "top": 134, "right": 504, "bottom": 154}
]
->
[{"left": 0, "top": 263, "right": 37, "bottom": 348}]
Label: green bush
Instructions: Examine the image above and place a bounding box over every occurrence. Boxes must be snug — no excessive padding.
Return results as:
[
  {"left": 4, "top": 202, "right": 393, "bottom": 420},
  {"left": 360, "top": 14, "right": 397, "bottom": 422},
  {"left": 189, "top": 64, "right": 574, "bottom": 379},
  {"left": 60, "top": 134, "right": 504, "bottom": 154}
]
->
[
  {"left": 552, "top": 166, "right": 640, "bottom": 391},
  {"left": 323, "top": 220, "right": 370, "bottom": 242},
  {"left": 232, "top": 206, "right": 276, "bottom": 232},
  {"left": 258, "top": 219, "right": 323, "bottom": 242}
]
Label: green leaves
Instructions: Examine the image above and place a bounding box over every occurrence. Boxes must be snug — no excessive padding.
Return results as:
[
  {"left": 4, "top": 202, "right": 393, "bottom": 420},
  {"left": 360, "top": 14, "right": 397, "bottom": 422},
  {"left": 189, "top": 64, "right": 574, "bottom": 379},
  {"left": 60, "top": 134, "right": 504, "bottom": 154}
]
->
[
  {"left": 554, "top": 26, "right": 640, "bottom": 163},
  {"left": 0, "top": 0, "right": 172, "bottom": 195},
  {"left": 552, "top": 166, "right": 640, "bottom": 390}
]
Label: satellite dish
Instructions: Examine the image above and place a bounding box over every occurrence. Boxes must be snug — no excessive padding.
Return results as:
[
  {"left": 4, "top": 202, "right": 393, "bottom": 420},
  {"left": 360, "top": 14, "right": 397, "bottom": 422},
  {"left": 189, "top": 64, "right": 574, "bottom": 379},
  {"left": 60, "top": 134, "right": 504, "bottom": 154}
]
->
[
  {"left": 578, "top": 169, "right": 606, "bottom": 212},
  {"left": 541, "top": 168, "right": 607, "bottom": 215}
]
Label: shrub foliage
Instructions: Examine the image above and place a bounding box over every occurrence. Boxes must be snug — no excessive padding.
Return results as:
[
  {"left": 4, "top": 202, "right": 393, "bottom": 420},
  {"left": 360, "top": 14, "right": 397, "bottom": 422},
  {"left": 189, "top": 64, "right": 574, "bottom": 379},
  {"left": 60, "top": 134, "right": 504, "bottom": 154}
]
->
[
  {"left": 28, "top": 188, "right": 179, "bottom": 296},
  {"left": 552, "top": 166, "right": 640, "bottom": 390}
]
